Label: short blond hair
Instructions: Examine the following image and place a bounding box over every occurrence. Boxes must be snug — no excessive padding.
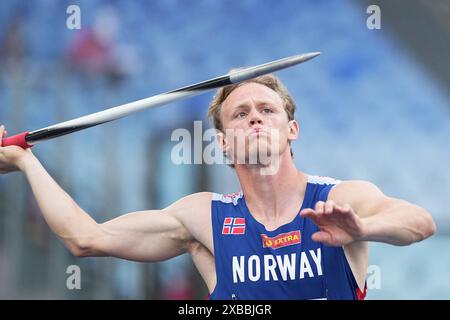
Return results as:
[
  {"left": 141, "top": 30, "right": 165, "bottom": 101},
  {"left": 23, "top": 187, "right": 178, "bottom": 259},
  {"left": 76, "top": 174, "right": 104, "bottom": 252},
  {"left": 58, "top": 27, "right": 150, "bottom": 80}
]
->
[{"left": 207, "top": 73, "right": 296, "bottom": 133}]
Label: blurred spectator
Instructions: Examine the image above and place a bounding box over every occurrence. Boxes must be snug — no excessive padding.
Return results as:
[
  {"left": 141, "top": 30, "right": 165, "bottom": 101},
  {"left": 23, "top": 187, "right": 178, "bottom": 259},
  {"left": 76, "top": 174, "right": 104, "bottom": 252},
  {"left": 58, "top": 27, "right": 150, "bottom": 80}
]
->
[
  {"left": 0, "top": 12, "right": 25, "bottom": 67},
  {"left": 66, "top": 6, "right": 125, "bottom": 84}
]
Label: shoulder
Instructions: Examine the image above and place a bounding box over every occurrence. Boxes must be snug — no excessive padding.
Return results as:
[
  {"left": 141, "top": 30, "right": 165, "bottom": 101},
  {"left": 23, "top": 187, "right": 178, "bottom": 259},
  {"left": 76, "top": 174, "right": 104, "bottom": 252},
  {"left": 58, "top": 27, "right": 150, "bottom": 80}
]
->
[
  {"left": 163, "top": 192, "right": 214, "bottom": 250},
  {"left": 163, "top": 192, "right": 213, "bottom": 216},
  {"left": 328, "top": 180, "right": 387, "bottom": 217},
  {"left": 162, "top": 192, "right": 213, "bottom": 233},
  {"left": 329, "top": 180, "right": 383, "bottom": 200}
]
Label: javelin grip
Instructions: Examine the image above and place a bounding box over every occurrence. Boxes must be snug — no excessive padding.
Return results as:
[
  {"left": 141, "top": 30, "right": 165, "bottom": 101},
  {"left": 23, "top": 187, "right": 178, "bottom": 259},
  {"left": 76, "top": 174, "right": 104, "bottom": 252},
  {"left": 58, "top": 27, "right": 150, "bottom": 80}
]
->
[{"left": 1, "top": 132, "right": 32, "bottom": 149}]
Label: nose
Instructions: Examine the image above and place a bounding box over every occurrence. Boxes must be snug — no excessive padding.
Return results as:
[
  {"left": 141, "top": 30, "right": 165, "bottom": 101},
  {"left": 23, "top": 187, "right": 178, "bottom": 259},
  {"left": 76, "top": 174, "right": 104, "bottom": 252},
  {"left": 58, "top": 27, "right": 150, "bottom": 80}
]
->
[
  {"left": 249, "top": 109, "right": 263, "bottom": 126},
  {"left": 250, "top": 119, "right": 262, "bottom": 126}
]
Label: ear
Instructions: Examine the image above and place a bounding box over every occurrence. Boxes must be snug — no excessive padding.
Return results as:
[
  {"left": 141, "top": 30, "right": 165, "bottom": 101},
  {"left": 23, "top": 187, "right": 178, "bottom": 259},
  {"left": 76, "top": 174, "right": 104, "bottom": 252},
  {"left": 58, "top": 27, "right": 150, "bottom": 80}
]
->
[
  {"left": 288, "top": 120, "right": 299, "bottom": 141},
  {"left": 216, "top": 130, "right": 229, "bottom": 153}
]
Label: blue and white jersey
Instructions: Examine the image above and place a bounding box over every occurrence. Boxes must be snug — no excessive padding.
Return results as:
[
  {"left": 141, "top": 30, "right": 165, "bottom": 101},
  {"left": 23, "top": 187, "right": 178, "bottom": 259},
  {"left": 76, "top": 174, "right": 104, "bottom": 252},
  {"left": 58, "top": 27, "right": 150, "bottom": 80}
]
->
[{"left": 209, "top": 175, "right": 365, "bottom": 300}]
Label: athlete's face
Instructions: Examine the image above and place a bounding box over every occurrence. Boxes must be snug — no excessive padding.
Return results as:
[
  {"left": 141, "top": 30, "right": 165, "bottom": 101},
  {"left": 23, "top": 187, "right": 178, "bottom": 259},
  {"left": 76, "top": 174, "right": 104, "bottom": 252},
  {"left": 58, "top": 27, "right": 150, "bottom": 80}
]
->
[{"left": 218, "top": 83, "right": 299, "bottom": 165}]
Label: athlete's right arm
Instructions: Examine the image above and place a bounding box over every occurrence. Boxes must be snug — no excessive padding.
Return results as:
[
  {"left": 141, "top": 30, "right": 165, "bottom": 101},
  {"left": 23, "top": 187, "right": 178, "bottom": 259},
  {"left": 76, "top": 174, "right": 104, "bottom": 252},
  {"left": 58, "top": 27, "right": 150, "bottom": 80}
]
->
[{"left": 0, "top": 126, "right": 207, "bottom": 262}]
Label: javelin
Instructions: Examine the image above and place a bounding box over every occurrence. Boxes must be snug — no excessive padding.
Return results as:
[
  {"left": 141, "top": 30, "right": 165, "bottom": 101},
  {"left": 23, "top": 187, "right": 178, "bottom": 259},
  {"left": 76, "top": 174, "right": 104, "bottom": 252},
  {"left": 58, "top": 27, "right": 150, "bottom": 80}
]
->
[{"left": 1, "top": 52, "right": 320, "bottom": 149}]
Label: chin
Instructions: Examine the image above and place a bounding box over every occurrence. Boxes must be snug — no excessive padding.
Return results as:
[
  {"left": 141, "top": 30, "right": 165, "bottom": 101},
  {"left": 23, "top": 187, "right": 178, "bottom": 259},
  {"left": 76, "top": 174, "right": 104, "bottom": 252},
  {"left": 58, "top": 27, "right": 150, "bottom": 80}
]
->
[{"left": 246, "top": 145, "right": 277, "bottom": 165}]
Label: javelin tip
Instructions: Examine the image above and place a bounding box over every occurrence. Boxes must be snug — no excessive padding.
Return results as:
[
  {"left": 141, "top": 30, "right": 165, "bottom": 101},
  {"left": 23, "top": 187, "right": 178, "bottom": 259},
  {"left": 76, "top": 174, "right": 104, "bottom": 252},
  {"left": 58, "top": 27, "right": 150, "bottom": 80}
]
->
[{"left": 295, "top": 51, "right": 321, "bottom": 61}]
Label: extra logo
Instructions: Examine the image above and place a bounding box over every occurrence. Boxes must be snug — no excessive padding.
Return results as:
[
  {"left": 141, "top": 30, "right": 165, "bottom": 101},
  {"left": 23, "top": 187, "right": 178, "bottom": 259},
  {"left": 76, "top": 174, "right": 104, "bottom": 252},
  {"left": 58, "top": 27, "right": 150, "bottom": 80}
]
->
[
  {"left": 222, "top": 217, "right": 246, "bottom": 235},
  {"left": 261, "top": 230, "right": 301, "bottom": 249}
]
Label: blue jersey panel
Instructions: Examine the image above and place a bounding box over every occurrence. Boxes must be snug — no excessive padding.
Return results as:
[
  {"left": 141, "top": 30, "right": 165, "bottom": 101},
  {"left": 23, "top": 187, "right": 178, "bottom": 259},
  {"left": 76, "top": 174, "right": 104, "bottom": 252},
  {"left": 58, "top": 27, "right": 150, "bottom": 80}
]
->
[{"left": 209, "top": 175, "right": 362, "bottom": 300}]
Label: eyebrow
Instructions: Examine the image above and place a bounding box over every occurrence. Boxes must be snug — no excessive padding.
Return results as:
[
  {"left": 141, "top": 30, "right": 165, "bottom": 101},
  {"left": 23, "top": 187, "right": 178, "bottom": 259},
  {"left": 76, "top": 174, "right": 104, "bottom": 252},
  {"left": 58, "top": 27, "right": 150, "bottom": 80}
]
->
[
  {"left": 232, "top": 100, "right": 279, "bottom": 111},
  {"left": 231, "top": 104, "right": 251, "bottom": 112}
]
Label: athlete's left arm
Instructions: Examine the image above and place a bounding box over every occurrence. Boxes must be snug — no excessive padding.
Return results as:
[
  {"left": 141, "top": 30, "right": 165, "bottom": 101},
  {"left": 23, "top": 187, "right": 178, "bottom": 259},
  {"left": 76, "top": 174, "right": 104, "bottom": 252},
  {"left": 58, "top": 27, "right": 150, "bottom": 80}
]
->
[
  {"left": 333, "top": 181, "right": 436, "bottom": 245},
  {"left": 300, "top": 180, "right": 436, "bottom": 246}
]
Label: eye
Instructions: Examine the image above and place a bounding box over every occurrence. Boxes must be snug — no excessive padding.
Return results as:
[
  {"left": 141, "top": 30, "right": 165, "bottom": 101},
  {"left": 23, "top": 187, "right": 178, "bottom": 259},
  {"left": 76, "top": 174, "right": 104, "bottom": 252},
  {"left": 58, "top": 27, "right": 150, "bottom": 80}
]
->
[
  {"left": 235, "top": 111, "right": 247, "bottom": 118},
  {"left": 262, "top": 106, "right": 273, "bottom": 114}
]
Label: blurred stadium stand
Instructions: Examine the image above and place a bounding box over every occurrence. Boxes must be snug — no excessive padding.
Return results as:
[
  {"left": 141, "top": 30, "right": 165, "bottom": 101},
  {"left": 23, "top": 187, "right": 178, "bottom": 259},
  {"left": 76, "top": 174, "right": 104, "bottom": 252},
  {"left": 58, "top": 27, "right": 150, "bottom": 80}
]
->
[{"left": 0, "top": 0, "right": 449, "bottom": 299}]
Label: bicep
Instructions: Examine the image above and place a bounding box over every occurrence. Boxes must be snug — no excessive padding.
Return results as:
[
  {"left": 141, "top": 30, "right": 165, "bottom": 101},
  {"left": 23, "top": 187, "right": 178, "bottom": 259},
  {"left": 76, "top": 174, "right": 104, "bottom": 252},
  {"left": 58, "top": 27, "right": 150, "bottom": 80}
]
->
[{"left": 91, "top": 210, "right": 192, "bottom": 262}]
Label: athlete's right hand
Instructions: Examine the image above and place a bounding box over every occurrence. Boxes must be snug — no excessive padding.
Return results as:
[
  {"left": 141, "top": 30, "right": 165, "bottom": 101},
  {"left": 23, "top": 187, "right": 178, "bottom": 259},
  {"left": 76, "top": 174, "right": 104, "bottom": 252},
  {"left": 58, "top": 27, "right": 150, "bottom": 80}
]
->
[{"left": 0, "top": 125, "right": 33, "bottom": 173}]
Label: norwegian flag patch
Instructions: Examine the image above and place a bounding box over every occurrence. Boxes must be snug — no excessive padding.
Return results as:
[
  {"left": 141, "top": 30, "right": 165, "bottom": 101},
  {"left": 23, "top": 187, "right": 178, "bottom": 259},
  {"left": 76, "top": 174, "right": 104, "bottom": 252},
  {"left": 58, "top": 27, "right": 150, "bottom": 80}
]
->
[{"left": 222, "top": 217, "right": 246, "bottom": 235}]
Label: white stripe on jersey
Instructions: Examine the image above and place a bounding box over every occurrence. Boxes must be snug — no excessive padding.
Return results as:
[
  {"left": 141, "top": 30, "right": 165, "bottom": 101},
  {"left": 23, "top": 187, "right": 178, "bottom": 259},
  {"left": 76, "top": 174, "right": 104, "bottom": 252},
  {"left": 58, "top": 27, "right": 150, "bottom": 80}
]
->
[
  {"left": 307, "top": 175, "right": 341, "bottom": 185},
  {"left": 212, "top": 191, "right": 243, "bottom": 206}
]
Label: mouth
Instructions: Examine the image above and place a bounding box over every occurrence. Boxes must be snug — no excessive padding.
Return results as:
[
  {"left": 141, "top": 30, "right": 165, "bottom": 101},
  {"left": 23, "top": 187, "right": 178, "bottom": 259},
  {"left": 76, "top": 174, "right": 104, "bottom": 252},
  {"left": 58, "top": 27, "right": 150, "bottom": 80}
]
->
[{"left": 248, "top": 128, "right": 268, "bottom": 137}]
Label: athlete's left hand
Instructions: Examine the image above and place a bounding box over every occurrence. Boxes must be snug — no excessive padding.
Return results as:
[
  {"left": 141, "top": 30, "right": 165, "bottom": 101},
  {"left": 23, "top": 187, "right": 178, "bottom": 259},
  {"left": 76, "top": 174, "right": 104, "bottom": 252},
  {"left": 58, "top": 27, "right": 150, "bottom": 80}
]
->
[{"left": 300, "top": 200, "right": 366, "bottom": 246}]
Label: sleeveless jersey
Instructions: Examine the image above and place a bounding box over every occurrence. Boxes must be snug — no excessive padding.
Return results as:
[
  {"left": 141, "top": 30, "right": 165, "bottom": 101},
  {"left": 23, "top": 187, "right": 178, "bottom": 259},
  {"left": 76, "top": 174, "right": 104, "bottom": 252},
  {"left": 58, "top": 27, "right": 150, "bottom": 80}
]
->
[{"left": 209, "top": 175, "right": 365, "bottom": 300}]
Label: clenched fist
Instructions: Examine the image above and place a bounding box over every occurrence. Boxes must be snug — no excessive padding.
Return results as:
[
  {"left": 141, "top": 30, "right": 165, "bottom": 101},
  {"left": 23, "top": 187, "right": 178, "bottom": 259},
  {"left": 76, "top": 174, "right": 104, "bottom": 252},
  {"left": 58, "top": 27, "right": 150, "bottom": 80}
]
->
[{"left": 0, "top": 125, "right": 34, "bottom": 173}]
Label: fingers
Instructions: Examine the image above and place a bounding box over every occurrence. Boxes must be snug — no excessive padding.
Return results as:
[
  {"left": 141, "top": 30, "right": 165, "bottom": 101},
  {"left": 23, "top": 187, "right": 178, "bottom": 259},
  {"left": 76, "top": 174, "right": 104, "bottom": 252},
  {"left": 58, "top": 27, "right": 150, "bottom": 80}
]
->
[
  {"left": 341, "top": 203, "right": 352, "bottom": 213},
  {"left": 299, "top": 208, "right": 315, "bottom": 219},
  {"left": 300, "top": 201, "right": 326, "bottom": 222},
  {"left": 311, "top": 231, "right": 333, "bottom": 245},
  {"left": 300, "top": 200, "right": 352, "bottom": 218},
  {"left": 324, "top": 200, "right": 335, "bottom": 214},
  {"left": 322, "top": 200, "right": 352, "bottom": 214},
  {"left": 0, "top": 125, "right": 7, "bottom": 136},
  {"left": 315, "top": 201, "right": 325, "bottom": 214},
  {"left": 303, "top": 201, "right": 329, "bottom": 215},
  {"left": 313, "top": 200, "right": 339, "bottom": 214},
  {"left": 0, "top": 125, "right": 6, "bottom": 147}
]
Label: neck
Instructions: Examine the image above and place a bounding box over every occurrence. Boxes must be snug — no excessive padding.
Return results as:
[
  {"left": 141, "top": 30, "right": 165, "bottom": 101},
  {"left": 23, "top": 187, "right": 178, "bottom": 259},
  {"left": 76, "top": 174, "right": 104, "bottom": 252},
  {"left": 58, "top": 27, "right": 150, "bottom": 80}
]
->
[{"left": 234, "top": 151, "right": 308, "bottom": 229}]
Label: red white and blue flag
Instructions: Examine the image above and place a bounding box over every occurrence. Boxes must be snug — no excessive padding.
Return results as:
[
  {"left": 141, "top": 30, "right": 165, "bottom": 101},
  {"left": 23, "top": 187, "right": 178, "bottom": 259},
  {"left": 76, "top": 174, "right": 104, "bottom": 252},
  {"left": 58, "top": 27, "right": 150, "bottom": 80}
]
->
[{"left": 222, "top": 217, "right": 246, "bottom": 235}]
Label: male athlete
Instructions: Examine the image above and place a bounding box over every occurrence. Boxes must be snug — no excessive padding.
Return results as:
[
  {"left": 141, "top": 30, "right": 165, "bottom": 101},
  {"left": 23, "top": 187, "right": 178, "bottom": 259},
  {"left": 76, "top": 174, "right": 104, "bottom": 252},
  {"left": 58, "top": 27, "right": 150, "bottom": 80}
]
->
[{"left": 0, "top": 74, "right": 436, "bottom": 300}]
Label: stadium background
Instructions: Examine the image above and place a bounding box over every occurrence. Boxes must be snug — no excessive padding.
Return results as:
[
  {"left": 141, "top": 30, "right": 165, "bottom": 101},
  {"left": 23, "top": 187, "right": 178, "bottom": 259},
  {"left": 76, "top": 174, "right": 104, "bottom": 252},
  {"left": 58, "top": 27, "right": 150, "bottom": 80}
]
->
[{"left": 0, "top": 0, "right": 449, "bottom": 299}]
